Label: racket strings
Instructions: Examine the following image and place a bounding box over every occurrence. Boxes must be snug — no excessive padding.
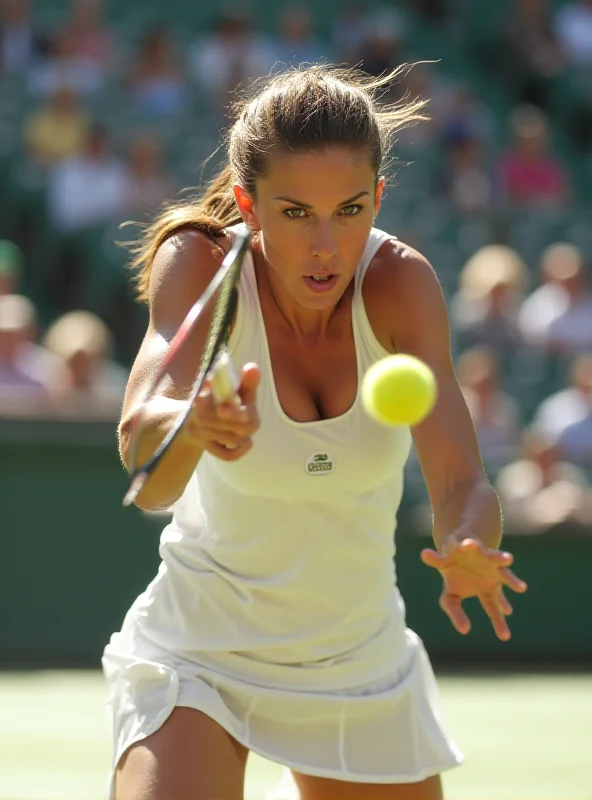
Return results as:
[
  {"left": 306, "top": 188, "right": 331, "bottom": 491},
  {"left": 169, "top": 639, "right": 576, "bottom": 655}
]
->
[
  {"left": 198, "top": 263, "right": 241, "bottom": 385},
  {"left": 123, "top": 227, "right": 250, "bottom": 506}
]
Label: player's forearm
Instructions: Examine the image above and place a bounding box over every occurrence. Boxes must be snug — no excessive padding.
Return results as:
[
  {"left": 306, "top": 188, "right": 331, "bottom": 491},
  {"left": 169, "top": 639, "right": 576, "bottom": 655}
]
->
[
  {"left": 119, "top": 397, "right": 204, "bottom": 512},
  {"left": 432, "top": 477, "right": 503, "bottom": 553}
]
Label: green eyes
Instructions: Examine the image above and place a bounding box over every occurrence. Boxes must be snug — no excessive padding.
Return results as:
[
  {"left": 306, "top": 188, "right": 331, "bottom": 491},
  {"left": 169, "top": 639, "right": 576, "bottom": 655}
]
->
[
  {"left": 339, "top": 204, "right": 364, "bottom": 217},
  {"left": 282, "top": 204, "right": 364, "bottom": 219}
]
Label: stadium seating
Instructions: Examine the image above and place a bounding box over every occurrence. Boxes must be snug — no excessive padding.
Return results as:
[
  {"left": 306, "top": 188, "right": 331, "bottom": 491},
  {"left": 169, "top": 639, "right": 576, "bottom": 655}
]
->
[{"left": 0, "top": 0, "right": 590, "bottom": 395}]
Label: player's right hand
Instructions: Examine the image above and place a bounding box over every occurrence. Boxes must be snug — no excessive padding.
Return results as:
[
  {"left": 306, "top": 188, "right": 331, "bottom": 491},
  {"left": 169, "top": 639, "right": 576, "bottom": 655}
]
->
[{"left": 185, "top": 363, "right": 260, "bottom": 461}]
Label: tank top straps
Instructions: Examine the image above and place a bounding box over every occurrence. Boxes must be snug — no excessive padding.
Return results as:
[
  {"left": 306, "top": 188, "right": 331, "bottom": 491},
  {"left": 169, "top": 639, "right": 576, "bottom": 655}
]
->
[
  {"left": 352, "top": 227, "right": 396, "bottom": 366},
  {"left": 162, "top": 226, "right": 411, "bottom": 671},
  {"left": 228, "top": 225, "right": 397, "bottom": 378}
]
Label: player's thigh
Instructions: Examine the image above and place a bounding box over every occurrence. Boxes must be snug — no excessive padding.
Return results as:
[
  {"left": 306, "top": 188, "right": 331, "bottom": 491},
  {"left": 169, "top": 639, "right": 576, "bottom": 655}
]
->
[
  {"left": 292, "top": 772, "right": 444, "bottom": 800},
  {"left": 115, "top": 706, "right": 249, "bottom": 800}
]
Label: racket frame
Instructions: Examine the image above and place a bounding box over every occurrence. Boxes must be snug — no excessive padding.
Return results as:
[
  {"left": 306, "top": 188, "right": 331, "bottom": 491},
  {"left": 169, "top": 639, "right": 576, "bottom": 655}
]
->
[{"left": 123, "top": 226, "right": 250, "bottom": 506}]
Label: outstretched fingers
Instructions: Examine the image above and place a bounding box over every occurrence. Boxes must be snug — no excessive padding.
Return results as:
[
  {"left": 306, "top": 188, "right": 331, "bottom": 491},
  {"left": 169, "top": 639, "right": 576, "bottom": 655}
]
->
[
  {"left": 485, "top": 549, "right": 514, "bottom": 566},
  {"left": 498, "top": 588, "right": 513, "bottom": 616},
  {"left": 480, "top": 592, "right": 511, "bottom": 641},
  {"left": 500, "top": 567, "right": 528, "bottom": 594},
  {"left": 420, "top": 548, "right": 445, "bottom": 569},
  {"left": 439, "top": 593, "right": 471, "bottom": 635}
]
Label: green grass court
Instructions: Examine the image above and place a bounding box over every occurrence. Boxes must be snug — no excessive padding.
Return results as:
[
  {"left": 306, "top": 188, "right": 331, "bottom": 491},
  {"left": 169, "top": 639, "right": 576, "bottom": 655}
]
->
[{"left": 1, "top": 671, "right": 589, "bottom": 800}]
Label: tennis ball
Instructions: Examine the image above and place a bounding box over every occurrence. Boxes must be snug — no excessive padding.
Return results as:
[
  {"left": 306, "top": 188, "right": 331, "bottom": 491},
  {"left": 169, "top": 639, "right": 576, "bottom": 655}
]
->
[{"left": 362, "top": 354, "right": 437, "bottom": 427}]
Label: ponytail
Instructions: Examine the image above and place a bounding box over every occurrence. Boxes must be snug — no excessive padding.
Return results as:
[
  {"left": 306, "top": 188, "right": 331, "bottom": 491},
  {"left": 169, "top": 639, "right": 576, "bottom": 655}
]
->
[
  {"left": 127, "top": 62, "right": 430, "bottom": 304},
  {"left": 127, "top": 163, "right": 243, "bottom": 303}
]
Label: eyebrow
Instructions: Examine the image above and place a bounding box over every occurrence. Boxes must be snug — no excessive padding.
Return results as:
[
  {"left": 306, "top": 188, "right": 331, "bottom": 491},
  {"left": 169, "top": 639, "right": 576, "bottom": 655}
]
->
[{"left": 273, "top": 191, "right": 370, "bottom": 208}]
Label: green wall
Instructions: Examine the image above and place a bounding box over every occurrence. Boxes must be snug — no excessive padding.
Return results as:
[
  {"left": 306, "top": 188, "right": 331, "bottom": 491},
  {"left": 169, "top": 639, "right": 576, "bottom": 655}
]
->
[{"left": 1, "top": 418, "right": 590, "bottom": 667}]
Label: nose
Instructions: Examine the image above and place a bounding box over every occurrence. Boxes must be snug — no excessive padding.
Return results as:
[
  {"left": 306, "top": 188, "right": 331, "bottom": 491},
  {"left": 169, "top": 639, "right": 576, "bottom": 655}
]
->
[{"left": 310, "top": 222, "right": 338, "bottom": 261}]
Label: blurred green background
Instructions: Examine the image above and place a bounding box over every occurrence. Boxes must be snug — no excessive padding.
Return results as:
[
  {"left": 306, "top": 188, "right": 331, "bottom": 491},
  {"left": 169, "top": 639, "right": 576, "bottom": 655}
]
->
[{"left": 2, "top": 0, "right": 592, "bottom": 797}]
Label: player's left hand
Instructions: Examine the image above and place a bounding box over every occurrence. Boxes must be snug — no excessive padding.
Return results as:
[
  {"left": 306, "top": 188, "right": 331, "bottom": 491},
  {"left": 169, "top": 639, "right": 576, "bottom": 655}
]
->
[{"left": 420, "top": 537, "right": 527, "bottom": 641}]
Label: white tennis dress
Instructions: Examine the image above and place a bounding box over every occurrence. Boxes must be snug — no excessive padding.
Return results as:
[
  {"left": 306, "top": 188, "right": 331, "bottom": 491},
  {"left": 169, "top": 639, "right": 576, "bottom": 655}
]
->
[{"left": 102, "top": 227, "right": 463, "bottom": 796}]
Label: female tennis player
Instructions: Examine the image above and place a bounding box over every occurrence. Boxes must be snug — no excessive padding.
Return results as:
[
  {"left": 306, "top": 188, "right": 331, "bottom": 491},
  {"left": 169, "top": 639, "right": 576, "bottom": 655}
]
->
[{"left": 103, "top": 65, "right": 527, "bottom": 800}]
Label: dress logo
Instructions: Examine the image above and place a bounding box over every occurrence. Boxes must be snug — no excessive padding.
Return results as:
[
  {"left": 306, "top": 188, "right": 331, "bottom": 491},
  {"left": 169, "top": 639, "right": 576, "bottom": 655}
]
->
[{"left": 305, "top": 452, "right": 334, "bottom": 475}]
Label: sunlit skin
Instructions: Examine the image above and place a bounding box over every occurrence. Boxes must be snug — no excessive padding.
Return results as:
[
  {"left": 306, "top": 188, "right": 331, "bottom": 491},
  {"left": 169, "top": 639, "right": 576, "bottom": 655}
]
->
[
  {"left": 118, "top": 144, "right": 527, "bottom": 800},
  {"left": 233, "top": 147, "right": 384, "bottom": 336},
  {"left": 231, "top": 146, "right": 526, "bottom": 647}
]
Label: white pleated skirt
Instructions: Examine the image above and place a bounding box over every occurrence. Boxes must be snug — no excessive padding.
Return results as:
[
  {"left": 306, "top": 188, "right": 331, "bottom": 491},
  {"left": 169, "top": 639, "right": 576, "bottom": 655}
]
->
[{"left": 102, "top": 624, "right": 463, "bottom": 799}]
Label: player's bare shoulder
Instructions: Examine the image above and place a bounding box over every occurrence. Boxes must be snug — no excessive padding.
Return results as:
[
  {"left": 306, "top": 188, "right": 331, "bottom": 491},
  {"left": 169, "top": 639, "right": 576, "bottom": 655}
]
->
[
  {"left": 362, "top": 236, "right": 443, "bottom": 350},
  {"left": 149, "top": 228, "right": 230, "bottom": 315},
  {"left": 123, "top": 227, "right": 233, "bottom": 416},
  {"left": 366, "top": 237, "right": 438, "bottom": 291}
]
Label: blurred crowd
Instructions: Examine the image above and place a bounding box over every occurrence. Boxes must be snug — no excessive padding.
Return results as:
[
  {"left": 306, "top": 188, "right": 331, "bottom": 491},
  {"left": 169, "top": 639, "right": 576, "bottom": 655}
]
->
[{"left": 2, "top": 0, "right": 592, "bottom": 531}]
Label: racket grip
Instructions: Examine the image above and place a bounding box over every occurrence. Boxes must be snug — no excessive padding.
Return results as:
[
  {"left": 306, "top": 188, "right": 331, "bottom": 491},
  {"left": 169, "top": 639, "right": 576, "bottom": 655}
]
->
[
  {"left": 210, "top": 351, "right": 240, "bottom": 406},
  {"left": 123, "top": 471, "right": 147, "bottom": 507}
]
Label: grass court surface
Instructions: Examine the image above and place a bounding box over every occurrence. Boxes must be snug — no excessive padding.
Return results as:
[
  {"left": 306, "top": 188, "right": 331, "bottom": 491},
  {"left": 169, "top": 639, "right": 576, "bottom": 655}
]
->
[{"left": 1, "top": 671, "right": 589, "bottom": 800}]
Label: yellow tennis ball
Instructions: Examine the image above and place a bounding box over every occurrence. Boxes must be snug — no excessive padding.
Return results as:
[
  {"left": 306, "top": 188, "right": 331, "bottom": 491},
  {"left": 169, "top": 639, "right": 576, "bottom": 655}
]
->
[{"left": 362, "top": 354, "right": 437, "bottom": 427}]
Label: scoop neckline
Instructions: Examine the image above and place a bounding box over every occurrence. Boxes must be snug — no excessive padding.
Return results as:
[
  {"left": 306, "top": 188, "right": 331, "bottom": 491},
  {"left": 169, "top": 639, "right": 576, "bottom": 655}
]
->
[{"left": 248, "top": 250, "right": 362, "bottom": 429}]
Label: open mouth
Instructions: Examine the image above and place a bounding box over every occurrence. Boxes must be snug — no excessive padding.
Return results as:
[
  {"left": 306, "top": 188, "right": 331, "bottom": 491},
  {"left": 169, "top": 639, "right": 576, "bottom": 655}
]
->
[{"left": 303, "top": 274, "right": 338, "bottom": 293}]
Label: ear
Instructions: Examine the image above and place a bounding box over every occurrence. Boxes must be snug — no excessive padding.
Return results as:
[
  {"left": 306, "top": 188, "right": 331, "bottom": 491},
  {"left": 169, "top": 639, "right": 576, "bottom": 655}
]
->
[
  {"left": 374, "top": 177, "right": 385, "bottom": 219},
  {"left": 233, "top": 184, "right": 261, "bottom": 231}
]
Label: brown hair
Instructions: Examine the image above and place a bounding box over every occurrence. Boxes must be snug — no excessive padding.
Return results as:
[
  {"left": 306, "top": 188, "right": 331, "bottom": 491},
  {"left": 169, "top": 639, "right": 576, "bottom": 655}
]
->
[{"left": 128, "top": 63, "right": 429, "bottom": 302}]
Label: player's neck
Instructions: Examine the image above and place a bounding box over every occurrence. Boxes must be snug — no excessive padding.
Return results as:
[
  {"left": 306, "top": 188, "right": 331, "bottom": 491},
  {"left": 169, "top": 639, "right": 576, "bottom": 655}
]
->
[{"left": 257, "top": 257, "right": 347, "bottom": 343}]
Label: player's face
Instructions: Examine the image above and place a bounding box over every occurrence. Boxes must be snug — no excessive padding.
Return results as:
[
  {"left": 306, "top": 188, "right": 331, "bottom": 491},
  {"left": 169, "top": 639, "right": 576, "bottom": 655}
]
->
[{"left": 234, "top": 147, "right": 384, "bottom": 311}]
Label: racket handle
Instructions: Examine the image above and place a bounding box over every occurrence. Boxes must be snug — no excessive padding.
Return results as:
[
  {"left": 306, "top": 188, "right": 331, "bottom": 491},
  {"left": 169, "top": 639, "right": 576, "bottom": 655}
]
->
[
  {"left": 210, "top": 350, "right": 240, "bottom": 406},
  {"left": 123, "top": 471, "right": 147, "bottom": 507}
]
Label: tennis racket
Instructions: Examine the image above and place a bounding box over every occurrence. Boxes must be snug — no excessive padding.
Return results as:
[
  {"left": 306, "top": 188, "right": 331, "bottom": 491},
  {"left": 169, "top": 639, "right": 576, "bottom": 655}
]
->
[{"left": 123, "top": 225, "right": 251, "bottom": 507}]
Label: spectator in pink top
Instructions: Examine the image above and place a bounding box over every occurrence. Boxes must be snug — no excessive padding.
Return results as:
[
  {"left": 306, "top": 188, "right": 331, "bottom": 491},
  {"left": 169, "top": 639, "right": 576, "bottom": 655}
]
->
[
  {"left": 497, "top": 104, "right": 571, "bottom": 207},
  {"left": 60, "top": 0, "right": 113, "bottom": 69}
]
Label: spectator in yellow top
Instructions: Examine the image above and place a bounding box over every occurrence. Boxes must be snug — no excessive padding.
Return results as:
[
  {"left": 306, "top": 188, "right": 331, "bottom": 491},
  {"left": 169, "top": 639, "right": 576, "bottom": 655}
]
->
[{"left": 23, "top": 85, "right": 89, "bottom": 167}]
